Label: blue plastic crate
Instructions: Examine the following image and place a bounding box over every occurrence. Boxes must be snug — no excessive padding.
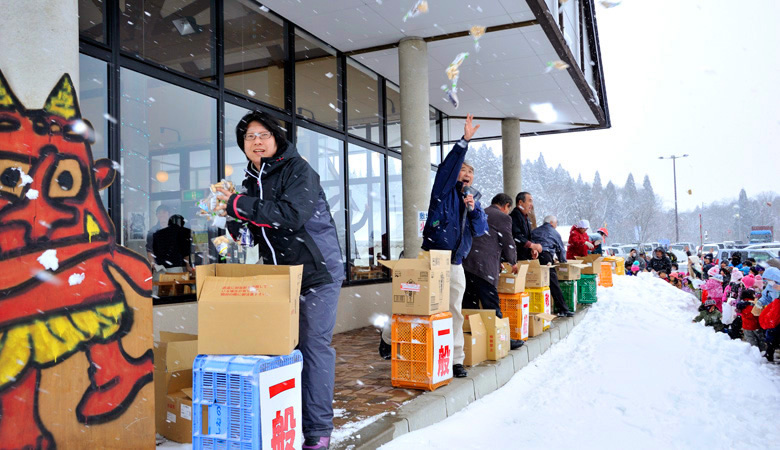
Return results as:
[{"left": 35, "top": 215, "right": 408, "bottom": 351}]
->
[{"left": 193, "top": 351, "right": 303, "bottom": 450}]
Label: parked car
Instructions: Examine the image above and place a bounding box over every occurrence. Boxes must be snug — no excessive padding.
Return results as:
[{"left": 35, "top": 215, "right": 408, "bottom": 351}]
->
[
  {"left": 701, "top": 244, "right": 720, "bottom": 257},
  {"left": 604, "top": 246, "right": 628, "bottom": 257},
  {"left": 718, "top": 249, "right": 748, "bottom": 264},
  {"left": 670, "top": 242, "right": 696, "bottom": 254},
  {"left": 744, "top": 242, "right": 780, "bottom": 249},
  {"left": 748, "top": 248, "right": 780, "bottom": 264}
]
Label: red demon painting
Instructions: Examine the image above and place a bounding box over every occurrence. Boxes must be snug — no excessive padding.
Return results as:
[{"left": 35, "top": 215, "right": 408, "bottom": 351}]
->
[{"left": 0, "top": 71, "right": 154, "bottom": 449}]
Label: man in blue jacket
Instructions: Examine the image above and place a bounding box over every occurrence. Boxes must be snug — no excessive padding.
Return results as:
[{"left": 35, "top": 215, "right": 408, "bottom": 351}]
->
[{"left": 421, "top": 114, "right": 488, "bottom": 378}]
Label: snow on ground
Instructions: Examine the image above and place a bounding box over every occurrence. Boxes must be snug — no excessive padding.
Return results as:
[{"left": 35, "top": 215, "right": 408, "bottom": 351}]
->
[{"left": 382, "top": 273, "right": 780, "bottom": 450}]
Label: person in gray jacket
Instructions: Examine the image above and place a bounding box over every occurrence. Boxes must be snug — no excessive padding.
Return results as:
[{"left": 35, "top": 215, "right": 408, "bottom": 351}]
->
[
  {"left": 462, "top": 194, "right": 524, "bottom": 349},
  {"left": 530, "top": 215, "right": 574, "bottom": 317}
]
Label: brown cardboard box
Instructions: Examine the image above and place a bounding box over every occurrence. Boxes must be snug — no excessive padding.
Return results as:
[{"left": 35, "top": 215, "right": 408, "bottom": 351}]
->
[
  {"left": 160, "top": 390, "right": 193, "bottom": 443},
  {"left": 196, "top": 264, "right": 302, "bottom": 355},
  {"left": 497, "top": 263, "right": 529, "bottom": 294},
  {"left": 153, "top": 332, "right": 198, "bottom": 443},
  {"left": 519, "top": 259, "right": 551, "bottom": 288},
  {"left": 462, "top": 309, "right": 510, "bottom": 361},
  {"left": 574, "top": 255, "right": 605, "bottom": 275},
  {"left": 463, "top": 313, "right": 487, "bottom": 366},
  {"left": 555, "top": 262, "right": 588, "bottom": 281},
  {"left": 380, "top": 250, "right": 451, "bottom": 315},
  {"left": 529, "top": 313, "right": 557, "bottom": 337}
]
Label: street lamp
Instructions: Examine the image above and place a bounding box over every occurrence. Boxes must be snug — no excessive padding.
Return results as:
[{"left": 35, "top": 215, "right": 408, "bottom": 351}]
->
[{"left": 659, "top": 154, "right": 689, "bottom": 242}]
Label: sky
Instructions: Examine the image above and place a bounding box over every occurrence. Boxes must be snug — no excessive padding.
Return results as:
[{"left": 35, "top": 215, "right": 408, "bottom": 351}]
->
[{"left": 511, "top": 0, "right": 780, "bottom": 212}]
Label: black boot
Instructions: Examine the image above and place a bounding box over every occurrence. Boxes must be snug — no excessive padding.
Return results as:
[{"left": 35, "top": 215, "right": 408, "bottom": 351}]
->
[
  {"left": 510, "top": 339, "right": 525, "bottom": 350},
  {"left": 453, "top": 364, "right": 468, "bottom": 378},
  {"left": 767, "top": 345, "right": 776, "bottom": 362},
  {"left": 379, "top": 336, "right": 391, "bottom": 360}
]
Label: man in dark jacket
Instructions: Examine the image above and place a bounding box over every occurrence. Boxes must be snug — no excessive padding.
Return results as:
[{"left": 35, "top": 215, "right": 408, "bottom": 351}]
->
[
  {"left": 530, "top": 215, "right": 574, "bottom": 317},
  {"left": 510, "top": 192, "right": 542, "bottom": 261},
  {"left": 462, "top": 193, "right": 524, "bottom": 348},
  {"left": 217, "top": 111, "right": 344, "bottom": 450},
  {"left": 648, "top": 247, "right": 672, "bottom": 275},
  {"left": 152, "top": 214, "right": 193, "bottom": 274},
  {"left": 420, "top": 114, "right": 487, "bottom": 378}
]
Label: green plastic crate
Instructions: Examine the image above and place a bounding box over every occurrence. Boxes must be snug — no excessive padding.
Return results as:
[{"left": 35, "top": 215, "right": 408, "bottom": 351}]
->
[
  {"left": 560, "top": 280, "right": 578, "bottom": 312},
  {"left": 578, "top": 274, "right": 598, "bottom": 303}
]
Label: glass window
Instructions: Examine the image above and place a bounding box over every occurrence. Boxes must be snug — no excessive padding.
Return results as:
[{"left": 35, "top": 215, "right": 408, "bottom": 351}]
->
[
  {"left": 297, "top": 127, "right": 347, "bottom": 278},
  {"left": 79, "top": 0, "right": 105, "bottom": 42},
  {"left": 223, "top": 1, "right": 286, "bottom": 109},
  {"left": 120, "top": 0, "right": 215, "bottom": 81},
  {"left": 120, "top": 68, "right": 217, "bottom": 299},
  {"left": 430, "top": 107, "right": 441, "bottom": 165},
  {"left": 78, "top": 54, "right": 109, "bottom": 207},
  {"left": 295, "top": 29, "right": 340, "bottom": 129},
  {"left": 348, "top": 144, "right": 387, "bottom": 280},
  {"left": 347, "top": 60, "right": 380, "bottom": 144},
  {"left": 386, "top": 82, "right": 401, "bottom": 149},
  {"left": 387, "top": 156, "right": 403, "bottom": 260}
]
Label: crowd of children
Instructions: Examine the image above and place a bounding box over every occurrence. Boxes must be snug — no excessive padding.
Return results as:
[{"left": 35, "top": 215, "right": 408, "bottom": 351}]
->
[{"left": 684, "top": 253, "right": 780, "bottom": 362}]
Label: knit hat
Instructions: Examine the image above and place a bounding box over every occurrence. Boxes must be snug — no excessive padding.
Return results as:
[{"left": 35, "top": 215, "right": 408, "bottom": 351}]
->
[
  {"left": 742, "top": 274, "right": 755, "bottom": 289},
  {"left": 631, "top": 264, "right": 640, "bottom": 273},
  {"left": 704, "top": 299, "right": 716, "bottom": 307},
  {"left": 730, "top": 270, "right": 743, "bottom": 283},
  {"left": 754, "top": 275, "right": 764, "bottom": 291},
  {"left": 575, "top": 219, "right": 590, "bottom": 230},
  {"left": 707, "top": 266, "right": 719, "bottom": 277},
  {"left": 711, "top": 273, "right": 724, "bottom": 282}
]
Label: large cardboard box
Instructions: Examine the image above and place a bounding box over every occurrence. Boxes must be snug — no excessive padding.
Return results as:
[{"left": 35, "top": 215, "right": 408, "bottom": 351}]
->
[
  {"left": 196, "top": 264, "right": 302, "bottom": 355},
  {"left": 529, "top": 287, "right": 553, "bottom": 330},
  {"left": 463, "top": 309, "right": 510, "bottom": 361},
  {"left": 380, "top": 250, "right": 451, "bottom": 315},
  {"left": 574, "top": 255, "right": 605, "bottom": 275},
  {"left": 497, "top": 263, "right": 529, "bottom": 294},
  {"left": 463, "top": 313, "right": 487, "bottom": 366},
  {"left": 154, "top": 332, "right": 198, "bottom": 443},
  {"left": 556, "top": 262, "right": 588, "bottom": 281},
  {"left": 529, "top": 313, "right": 557, "bottom": 337},
  {"left": 519, "top": 259, "right": 551, "bottom": 288}
]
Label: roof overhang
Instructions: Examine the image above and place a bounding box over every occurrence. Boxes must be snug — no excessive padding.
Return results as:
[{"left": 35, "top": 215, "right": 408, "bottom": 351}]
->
[{"left": 262, "top": 0, "right": 610, "bottom": 136}]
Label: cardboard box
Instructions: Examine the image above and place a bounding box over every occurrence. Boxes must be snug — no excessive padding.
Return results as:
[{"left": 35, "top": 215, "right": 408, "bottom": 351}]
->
[
  {"left": 556, "top": 262, "right": 588, "bottom": 281},
  {"left": 574, "top": 255, "right": 605, "bottom": 275},
  {"left": 154, "top": 332, "right": 198, "bottom": 443},
  {"left": 380, "top": 250, "right": 451, "bottom": 316},
  {"left": 196, "top": 264, "right": 302, "bottom": 355},
  {"left": 519, "top": 259, "right": 551, "bottom": 288},
  {"left": 529, "top": 313, "right": 557, "bottom": 337},
  {"left": 462, "top": 309, "right": 510, "bottom": 361},
  {"left": 161, "top": 390, "right": 193, "bottom": 443},
  {"left": 528, "top": 287, "right": 553, "bottom": 330},
  {"left": 497, "top": 263, "right": 529, "bottom": 294},
  {"left": 463, "top": 313, "right": 487, "bottom": 366}
]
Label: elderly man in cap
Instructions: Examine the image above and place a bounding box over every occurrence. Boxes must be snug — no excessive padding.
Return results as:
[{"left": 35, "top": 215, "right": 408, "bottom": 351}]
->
[{"left": 531, "top": 215, "right": 574, "bottom": 317}]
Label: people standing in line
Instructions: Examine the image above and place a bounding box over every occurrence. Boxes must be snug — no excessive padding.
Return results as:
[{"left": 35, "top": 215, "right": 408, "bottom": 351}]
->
[
  {"left": 462, "top": 193, "right": 525, "bottom": 349},
  {"left": 215, "top": 111, "right": 344, "bottom": 450},
  {"left": 510, "top": 192, "right": 543, "bottom": 261},
  {"left": 530, "top": 215, "right": 575, "bottom": 317},
  {"left": 566, "top": 220, "right": 593, "bottom": 260}
]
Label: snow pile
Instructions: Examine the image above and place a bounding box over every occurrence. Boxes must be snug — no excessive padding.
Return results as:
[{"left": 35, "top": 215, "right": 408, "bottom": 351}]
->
[{"left": 382, "top": 273, "right": 780, "bottom": 449}]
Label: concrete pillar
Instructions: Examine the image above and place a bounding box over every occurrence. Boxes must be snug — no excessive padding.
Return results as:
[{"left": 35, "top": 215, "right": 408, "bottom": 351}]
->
[
  {"left": 502, "top": 118, "right": 522, "bottom": 198},
  {"left": 0, "top": 0, "right": 80, "bottom": 107},
  {"left": 399, "top": 37, "right": 431, "bottom": 258}
]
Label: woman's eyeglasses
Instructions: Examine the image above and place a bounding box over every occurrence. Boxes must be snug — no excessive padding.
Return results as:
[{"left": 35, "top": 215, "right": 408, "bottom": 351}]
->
[{"left": 244, "top": 131, "right": 272, "bottom": 141}]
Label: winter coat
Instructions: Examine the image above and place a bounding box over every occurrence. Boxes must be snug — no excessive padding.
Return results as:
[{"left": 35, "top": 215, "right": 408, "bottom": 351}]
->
[
  {"left": 648, "top": 248, "right": 672, "bottom": 274},
  {"left": 702, "top": 263, "right": 714, "bottom": 279},
  {"left": 624, "top": 254, "right": 646, "bottom": 272},
  {"left": 226, "top": 143, "right": 344, "bottom": 292},
  {"left": 693, "top": 308, "right": 725, "bottom": 331},
  {"left": 737, "top": 301, "right": 761, "bottom": 331},
  {"left": 530, "top": 222, "right": 567, "bottom": 263},
  {"left": 702, "top": 278, "right": 724, "bottom": 312},
  {"left": 566, "top": 228, "right": 591, "bottom": 260},
  {"left": 463, "top": 205, "right": 516, "bottom": 286},
  {"left": 510, "top": 207, "right": 534, "bottom": 261},
  {"left": 152, "top": 225, "right": 192, "bottom": 269},
  {"left": 760, "top": 298, "right": 780, "bottom": 330},
  {"left": 421, "top": 138, "right": 488, "bottom": 264}
]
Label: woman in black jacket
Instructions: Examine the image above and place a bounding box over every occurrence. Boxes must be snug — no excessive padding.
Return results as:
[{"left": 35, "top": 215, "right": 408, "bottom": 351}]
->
[{"left": 215, "top": 111, "right": 343, "bottom": 450}]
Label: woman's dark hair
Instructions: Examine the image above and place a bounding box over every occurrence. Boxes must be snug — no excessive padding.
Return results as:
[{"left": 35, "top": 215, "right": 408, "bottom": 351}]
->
[{"left": 235, "top": 111, "right": 288, "bottom": 153}]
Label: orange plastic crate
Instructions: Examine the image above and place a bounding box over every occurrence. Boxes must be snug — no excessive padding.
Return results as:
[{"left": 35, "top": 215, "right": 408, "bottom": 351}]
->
[
  {"left": 599, "top": 262, "right": 613, "bottom": 287},
  {"left": 391, "top": 312, "right": 453, "bottom": 391},
  {"left": 499, "top": 292, "right": 530, "bottom": 341}
]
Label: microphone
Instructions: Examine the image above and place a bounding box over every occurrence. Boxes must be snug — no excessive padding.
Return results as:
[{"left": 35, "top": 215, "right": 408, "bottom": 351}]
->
[{"left": 462, "top": 185, "right": 481, "bottom": 212}]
